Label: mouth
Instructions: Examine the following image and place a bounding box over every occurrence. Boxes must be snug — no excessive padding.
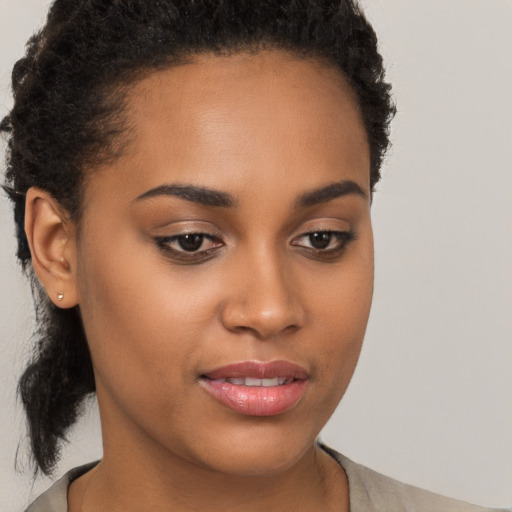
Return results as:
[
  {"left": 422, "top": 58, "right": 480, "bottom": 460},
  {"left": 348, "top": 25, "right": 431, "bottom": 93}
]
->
[
  {"left": 207, "top": 376, "right": 293, "bottom": 386},
  {"left": 199, "top": 361, "right": 309, "bottom": 416}
]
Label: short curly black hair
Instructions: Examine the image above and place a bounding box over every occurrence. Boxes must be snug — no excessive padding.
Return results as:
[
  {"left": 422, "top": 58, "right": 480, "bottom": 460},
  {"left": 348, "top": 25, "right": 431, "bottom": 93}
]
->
[{"left": 2, "top": 0, "right": 395, "bottom": 475}]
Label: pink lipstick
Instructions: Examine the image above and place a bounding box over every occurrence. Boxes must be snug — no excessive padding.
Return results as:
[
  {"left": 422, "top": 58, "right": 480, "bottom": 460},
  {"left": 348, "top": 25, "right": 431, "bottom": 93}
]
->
[{"left": 199, "top": 361, "right": 308, "bottom": 416}]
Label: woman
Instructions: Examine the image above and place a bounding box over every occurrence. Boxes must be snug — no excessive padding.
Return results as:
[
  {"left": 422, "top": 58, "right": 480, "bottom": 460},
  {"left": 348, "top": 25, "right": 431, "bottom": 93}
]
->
[{"left": 1, "top": 1, "right": 509, "bottom": 511}]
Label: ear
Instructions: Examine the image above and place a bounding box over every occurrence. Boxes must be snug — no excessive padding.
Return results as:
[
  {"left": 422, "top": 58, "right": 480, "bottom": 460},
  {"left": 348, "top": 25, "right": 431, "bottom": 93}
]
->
[{"left": 24, "top": 187, "right": 79, "bottom": 308}]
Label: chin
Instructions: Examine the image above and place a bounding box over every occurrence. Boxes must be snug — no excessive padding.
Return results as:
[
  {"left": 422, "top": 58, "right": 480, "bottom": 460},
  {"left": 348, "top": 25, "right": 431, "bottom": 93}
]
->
[{"left": 179, "top": 419, "right": 318, "bottom": 477}]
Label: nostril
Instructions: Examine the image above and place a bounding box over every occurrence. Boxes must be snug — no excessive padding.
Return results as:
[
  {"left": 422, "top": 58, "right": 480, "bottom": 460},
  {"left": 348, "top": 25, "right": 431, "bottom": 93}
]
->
[
  {"left": 223, "top": 318, "right": 302, "bottom": 340},
  {"left": 219, "top": 271, "right": 305, "bottom": 338}
]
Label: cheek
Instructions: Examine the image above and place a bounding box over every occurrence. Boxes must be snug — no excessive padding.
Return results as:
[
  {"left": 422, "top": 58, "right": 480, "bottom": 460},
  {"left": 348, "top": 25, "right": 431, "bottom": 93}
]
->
[
  {"left": 74, "top": 218, "right": 373, "bottom": 452},
  {"left": 75, "top": 232, "right": 217, "bottom": 401},
  {"left": 310, "top": 236, "right": 374, "bottom": 392}
]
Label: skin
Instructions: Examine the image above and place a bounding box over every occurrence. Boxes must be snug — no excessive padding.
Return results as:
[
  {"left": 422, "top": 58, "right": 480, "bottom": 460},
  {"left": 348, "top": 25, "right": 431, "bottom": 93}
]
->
[{"left": 26, "top": 50, "right": 373, "bottom": 511}]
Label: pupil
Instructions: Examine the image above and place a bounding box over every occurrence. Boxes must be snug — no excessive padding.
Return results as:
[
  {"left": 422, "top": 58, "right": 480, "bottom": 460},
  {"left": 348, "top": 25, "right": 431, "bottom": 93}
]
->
[
  {"left": 178, "top": 234, "right": 204, "bottom": 252},
  {"left": 309, "top": 232, "right": 331, "bottom": 249}
]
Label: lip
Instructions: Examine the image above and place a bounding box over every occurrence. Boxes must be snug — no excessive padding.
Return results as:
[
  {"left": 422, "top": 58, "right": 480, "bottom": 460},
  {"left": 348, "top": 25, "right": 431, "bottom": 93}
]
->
[{"left": 199, "top": 360, "right": 309, "bottom": 417}]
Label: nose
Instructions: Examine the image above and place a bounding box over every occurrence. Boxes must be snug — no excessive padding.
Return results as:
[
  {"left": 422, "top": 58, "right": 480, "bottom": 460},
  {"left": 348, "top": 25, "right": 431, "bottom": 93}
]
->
[{"left": 220, "top": 249, "right": 305, "bottom": 339}]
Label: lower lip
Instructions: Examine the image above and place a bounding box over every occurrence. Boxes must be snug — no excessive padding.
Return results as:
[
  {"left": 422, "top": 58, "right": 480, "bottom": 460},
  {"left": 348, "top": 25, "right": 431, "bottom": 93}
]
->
[{"left": 200, "top": 378, "right": 307, "bottom": 416}]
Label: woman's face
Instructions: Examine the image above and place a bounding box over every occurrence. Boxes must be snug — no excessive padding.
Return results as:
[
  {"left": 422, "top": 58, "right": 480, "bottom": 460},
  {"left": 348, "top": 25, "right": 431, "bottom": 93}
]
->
[{"left": 75, "top": 51, "right": 373, "bottom": 475}]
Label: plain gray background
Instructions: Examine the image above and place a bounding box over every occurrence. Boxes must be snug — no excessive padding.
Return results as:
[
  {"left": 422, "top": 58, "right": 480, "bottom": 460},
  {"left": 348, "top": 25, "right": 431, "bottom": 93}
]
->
[{"left": 1, "top": 1, "right": 511, "bottom": 510}]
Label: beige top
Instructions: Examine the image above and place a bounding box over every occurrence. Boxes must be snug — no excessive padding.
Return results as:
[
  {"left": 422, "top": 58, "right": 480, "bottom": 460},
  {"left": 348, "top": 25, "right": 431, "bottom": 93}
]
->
[{"left": 25, "top": 446, "right": 510, "bottom": 511}]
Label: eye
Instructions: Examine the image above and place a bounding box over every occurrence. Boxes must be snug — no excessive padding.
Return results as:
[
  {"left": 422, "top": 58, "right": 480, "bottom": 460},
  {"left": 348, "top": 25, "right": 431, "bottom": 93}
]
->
[
  {"left": 154, "top": 232, "right": 224, "bottom": 262},
  {"left": 291, "top": 230, "right": 355, "bottom": 256},
  {"left": 173, "top": 233, "right": 210, "bottom": 252}
]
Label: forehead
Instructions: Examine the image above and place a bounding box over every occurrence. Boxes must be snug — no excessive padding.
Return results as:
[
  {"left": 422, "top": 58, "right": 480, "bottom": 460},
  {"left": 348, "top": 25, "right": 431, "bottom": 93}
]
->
[{"left": 88, "top": 50, "right": 370, "bottom": 205}]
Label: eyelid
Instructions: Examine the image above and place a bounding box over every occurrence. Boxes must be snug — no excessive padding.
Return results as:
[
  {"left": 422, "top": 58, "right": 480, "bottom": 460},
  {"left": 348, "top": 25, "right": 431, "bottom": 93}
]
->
[
  {"left": 291, "top": 230, "right": 354, "bottom": 246},
  {"left": 297, "top": 214, "right": 350, "bottom": 227},
  {"left": 150, "top": 219, "right": 222, "bottom": 233},
  {"left": 289, "top": 215, "right": 356, "bottom": 260},
  {"left": 152, "top": 218, "right": 354, "bottom": 264},
  {"left": 290, "top": 218, "right": 351, "bottom": 239},
  {"left": 154, "top": 232, "right": 225, "bottom": 264}
]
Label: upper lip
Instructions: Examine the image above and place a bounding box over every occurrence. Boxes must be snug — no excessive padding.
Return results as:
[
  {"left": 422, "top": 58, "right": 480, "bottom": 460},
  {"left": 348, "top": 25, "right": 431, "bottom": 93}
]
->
[{"left": 202, "top": 360, "right": 309, "bottom": 381}]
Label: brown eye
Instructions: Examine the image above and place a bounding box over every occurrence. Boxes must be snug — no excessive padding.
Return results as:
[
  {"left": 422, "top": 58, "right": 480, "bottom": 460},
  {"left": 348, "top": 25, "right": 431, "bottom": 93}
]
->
[
  {"left": 291, "top": 230, "right": 355, "bottom": 255},
  {"left": 177, "top": 234, "right": 205, "bottom": 252},
  {"left": 308, "top": 232, "right": 332, "bottom": 249},
  {"left": 155, "top": 232, "right": 224, "bottom": 261}
]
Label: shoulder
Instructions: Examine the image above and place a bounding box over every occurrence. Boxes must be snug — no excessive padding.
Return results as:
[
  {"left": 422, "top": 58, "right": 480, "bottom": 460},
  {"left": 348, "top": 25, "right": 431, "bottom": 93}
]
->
[
  {"left": 24, "top": 462, "right": 98, "bottom": 512},
  {"left": 321, "top": 445, "right": 510, "bottom": 512},
  {"left": 23, "top": 452, "right": 510, "bottom": 512}
]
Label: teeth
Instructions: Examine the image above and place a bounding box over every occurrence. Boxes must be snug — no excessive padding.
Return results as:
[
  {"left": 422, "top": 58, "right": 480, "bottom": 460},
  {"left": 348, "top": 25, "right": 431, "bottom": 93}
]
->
[
  {"left": 221, "top": 377, "right": 288, "bottom": 386},
  {"left": 244, "top": 377, "right": 262, "bottom": 386},
  {"left": 262, "top": 377, "right": 279, "bottom": 386}
]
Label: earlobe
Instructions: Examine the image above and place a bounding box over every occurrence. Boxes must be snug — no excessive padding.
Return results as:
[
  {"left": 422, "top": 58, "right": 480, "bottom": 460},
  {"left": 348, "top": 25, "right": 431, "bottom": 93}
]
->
[{"left": 24, "top": 187, "right": 79, "bottom": 308}]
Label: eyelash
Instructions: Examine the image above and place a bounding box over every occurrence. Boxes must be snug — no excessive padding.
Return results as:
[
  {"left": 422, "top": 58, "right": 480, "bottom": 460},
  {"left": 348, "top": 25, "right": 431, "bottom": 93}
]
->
[
  {"left": 291, "top": 230, "right": 356, "bottom": 259},
  {"left": 154, "top": 230, "right": 355, "bottom": 263},
  {"left": 155, "top": 233, "right": 223, "bottom": 263}
]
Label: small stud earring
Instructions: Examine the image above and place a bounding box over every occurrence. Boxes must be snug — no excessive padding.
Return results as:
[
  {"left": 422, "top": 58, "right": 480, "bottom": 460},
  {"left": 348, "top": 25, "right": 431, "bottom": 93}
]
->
[{"left": 57, "top": 292, "right": 64, "bottom": 302}]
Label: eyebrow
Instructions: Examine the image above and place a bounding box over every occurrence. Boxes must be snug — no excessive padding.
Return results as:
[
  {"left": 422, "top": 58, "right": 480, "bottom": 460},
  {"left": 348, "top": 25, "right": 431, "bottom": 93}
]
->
[
  {"left": 134, "top": 184, "right": 236, "bottom": 208},
  {"left": 295, "top": 180, "right": 368, "bottom": 208},
  {"left": 134, "top": 179, "right": 367, "bottom": 209}
]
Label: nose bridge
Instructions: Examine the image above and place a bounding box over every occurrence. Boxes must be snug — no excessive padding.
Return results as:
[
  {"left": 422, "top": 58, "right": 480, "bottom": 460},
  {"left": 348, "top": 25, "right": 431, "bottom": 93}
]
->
[{"left": 221, "top": 242, "right": 304, "bottom": 338}]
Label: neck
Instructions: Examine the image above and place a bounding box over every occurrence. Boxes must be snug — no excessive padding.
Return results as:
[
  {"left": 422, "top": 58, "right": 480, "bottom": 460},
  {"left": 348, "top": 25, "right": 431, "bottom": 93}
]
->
[
  {"left": 69, "top": 438, "right": 348, "bottom": 512},
  {"left": 68, "top": 391, "right": 349, "bottom": 512}
]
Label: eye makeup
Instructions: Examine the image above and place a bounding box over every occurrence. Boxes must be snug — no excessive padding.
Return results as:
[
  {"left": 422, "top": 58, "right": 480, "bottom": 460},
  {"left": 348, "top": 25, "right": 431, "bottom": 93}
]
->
[
  {"left": 291, "top": 230, "right": 356, "bottom": 260},
  {"left": 154, "top": 232, "right": 224, "bottom": 263},
  {"left": 153, "top": 227, "right": 356, "bottom": 265}
]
